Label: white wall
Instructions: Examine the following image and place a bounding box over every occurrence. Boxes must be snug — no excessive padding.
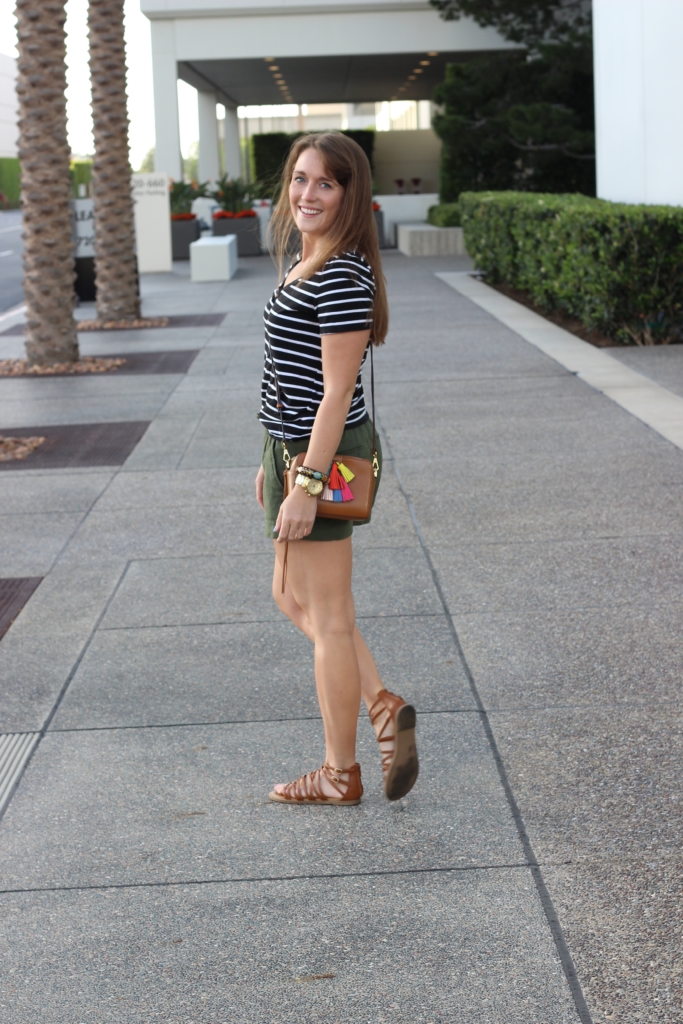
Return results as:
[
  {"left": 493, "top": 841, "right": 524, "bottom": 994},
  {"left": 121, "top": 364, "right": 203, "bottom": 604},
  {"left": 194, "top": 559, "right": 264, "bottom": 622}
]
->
[
  {"left": 374, "top": 129, "right": 441, "bottom": 195},
  {"left": 0, "top": 52, "right": 18, "bottom": 158},
  {"left": 150, "top": 21, "right": 183, "bottom": 180},
  {"left": 197, "top": 89, "right": 220, "bottom": 182},
  {"left": 593, "top": 0, "right": 683, "bottom": 206}
]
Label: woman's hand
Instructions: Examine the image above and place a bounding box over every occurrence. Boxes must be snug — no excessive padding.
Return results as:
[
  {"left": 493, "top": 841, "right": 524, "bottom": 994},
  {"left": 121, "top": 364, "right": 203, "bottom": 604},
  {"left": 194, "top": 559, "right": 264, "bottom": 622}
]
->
[
  {"left": 255, "top": 465, "right": 265, "bottom": 509},
  {"left": 275, "top": 485, "right": 317, "bottom": 542}
]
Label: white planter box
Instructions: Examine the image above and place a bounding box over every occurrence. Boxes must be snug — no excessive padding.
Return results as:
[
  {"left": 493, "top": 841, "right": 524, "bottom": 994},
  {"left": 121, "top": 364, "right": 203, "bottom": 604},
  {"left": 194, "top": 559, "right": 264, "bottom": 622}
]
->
[
  {"left": 372, "top": 193, "right": 439, "bottom": 246},
  {"left": 397, "top": 224, "right": 466, "bottom": 257},
  {"left": 190, "top": 234, "right": 238, "bottom": 282}
]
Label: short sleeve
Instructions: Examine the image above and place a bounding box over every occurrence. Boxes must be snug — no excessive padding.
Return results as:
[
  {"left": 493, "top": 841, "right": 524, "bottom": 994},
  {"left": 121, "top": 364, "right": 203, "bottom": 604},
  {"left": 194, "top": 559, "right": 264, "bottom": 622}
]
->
[{"left": 316, "top": 254, "right": 375, "bottom": 335}]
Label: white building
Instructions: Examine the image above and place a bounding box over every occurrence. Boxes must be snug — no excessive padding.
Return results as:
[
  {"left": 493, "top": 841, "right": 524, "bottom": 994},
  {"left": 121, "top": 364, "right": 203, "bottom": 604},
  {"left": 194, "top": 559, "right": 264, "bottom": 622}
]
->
[
  {"left": 0, "top": 52, "right": 18, "bottom": 158},
  {"left": 593, "top": 0, "right": 683, "bottom": 206},
  {"left": 140, "top": 0, "right": 514, "bottom": 182}
]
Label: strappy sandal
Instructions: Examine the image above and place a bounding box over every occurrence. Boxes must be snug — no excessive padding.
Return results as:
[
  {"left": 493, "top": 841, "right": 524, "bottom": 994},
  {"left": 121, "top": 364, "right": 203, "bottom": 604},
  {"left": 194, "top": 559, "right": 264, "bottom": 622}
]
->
[
  {"left": 368, "top": 689, "right": 419, "bottom": 801},
  {"left": 268, "top": 762, "right": 363, "bottom": 805}
]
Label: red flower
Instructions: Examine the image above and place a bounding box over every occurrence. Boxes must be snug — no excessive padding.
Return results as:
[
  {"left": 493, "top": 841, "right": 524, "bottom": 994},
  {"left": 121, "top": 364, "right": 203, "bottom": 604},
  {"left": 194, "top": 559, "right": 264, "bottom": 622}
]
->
[
  {"left": 213, "top": 209, "right": 257, "bottom": 219},
  {"left": 372, "top": 202, "right": 381, "bottom": 212}
]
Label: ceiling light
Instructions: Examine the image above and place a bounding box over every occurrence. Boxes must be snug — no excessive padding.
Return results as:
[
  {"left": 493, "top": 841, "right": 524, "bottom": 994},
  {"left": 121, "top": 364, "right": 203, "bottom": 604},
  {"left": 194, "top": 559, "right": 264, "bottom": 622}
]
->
[
  {"left": 413, "top": 69, "right": 423, "bottom": 74},
  {"left": 420, "top": 60, "right": 430, "bottom": 66},
  {"left": 408, "top": 75, "right": 416, "bottom": 80},
  {"left": 428, "top": 51, "right": 438, "bottom": 56},
  {"left": 265, "top": 57, "right": 275, "bottom": 62},
  {"left": 270, "top": 65, "right": 280, "bottom": 71}
]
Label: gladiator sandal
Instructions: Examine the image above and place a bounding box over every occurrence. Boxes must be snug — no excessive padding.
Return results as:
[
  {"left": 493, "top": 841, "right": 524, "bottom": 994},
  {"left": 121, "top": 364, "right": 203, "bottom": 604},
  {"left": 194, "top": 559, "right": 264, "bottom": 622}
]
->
[
  {"left": 368, "top": 689, "right": 419, "bottom": 801},
  {"left": 269, "top": 762, "right": 363, "bottom": 806}
]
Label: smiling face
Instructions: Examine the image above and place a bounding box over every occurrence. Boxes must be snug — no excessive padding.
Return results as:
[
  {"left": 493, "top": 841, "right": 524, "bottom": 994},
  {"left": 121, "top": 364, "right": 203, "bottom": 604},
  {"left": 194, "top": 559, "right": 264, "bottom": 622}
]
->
[{"left": 288, "top": 147, "right": 345, "bottom": 241}]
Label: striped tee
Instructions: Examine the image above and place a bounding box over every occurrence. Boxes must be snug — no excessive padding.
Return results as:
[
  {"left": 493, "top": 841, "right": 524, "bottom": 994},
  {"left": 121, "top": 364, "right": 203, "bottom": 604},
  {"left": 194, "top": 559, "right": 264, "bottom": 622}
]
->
[{"left": 258, "top": 250, "right": 375, "bottom": 440}]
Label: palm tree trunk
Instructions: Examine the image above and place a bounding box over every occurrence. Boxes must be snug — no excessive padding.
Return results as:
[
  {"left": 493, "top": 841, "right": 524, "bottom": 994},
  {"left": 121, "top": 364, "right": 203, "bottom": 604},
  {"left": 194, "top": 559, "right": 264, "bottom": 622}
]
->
[
  {"left": 16, "top": 0, "right": 78, "bottom": 366},
  {"left": 88, "top": 0, "right": 140, "bottom": 321}
]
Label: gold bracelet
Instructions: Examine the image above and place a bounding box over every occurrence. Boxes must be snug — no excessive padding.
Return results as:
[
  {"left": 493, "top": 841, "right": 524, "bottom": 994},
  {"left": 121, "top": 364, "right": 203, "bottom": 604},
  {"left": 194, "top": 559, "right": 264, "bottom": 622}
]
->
[{"left": 296, "top": 474, "right": 316, "bottom": 495}]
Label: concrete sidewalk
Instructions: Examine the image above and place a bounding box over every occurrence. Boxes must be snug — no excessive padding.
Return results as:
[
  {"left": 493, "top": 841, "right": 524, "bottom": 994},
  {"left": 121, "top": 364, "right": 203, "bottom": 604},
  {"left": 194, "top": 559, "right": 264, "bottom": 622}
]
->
[{"left": 0, "top": 253, "right": 681, "bottom": 1023}]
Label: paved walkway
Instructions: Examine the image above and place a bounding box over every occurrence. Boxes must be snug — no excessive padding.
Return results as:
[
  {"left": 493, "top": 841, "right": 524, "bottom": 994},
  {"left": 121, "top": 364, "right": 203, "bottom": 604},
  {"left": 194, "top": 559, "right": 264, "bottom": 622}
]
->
[{"left": 0, "top": 253, "right": 681, "bottom": 1023}]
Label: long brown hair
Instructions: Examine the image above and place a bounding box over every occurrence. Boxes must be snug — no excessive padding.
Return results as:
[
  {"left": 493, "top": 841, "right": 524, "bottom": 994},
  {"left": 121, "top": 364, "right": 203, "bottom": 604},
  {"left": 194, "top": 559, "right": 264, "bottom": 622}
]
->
[{"left": 270, "top": 131, "right": 388, "bottom": 345}]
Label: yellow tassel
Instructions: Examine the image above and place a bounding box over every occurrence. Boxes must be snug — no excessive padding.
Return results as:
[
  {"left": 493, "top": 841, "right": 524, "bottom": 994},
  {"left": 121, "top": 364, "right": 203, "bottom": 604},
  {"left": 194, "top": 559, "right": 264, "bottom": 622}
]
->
[{"left": 337, "top": 461, "right": 355, "bottom": 483}]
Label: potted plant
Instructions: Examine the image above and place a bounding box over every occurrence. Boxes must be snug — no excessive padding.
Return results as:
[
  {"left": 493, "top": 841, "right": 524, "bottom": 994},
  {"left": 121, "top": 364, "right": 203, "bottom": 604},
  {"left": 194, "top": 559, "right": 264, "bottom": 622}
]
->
[
  {"left": 209, "top": 176, "right": 261, "bottom": 256},
  {"left": 372, "top": 201, "right": 385, "bottom": 248},
  {"left": 170, "top": 180, "right": 209, "bottom": 259}
]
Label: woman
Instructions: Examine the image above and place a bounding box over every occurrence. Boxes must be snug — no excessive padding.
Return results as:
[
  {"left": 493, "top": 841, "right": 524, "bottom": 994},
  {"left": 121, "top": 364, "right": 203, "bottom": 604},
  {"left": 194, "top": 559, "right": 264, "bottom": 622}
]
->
[{"left": 255, "top": 131, "right": 418, "bottom": 806}]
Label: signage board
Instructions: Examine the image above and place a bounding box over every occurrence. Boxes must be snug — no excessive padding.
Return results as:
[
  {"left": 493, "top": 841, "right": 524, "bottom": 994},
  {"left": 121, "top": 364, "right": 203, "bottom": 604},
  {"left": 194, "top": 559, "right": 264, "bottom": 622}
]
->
[
  {"left": 71, "top": 198, "right": 95, "bottom": 258},
  {"left": 131, "top": 172, "right": 172, "bottom": 273}
]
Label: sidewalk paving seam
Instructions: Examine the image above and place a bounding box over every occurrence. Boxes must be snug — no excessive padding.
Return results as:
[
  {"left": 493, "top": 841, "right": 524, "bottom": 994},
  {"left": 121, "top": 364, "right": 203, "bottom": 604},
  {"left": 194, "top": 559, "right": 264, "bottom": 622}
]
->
[
  {"left": 0, "top": 860, "right": 537, "bottom": 897},
  {"left": 381, "top": 418, "right": 594, "bottom": 1024},
  {"left": 438, "top": 273, "right": 683, "bottom": 452},
  {"left": 42, "top": 696, "right": 681, "bottom": 735},
  {"left": 45, "top": 708, "right": 480, "bottom": 734},
  {"left": 97, "top": 611, "right": 446, "bottom": 631}
]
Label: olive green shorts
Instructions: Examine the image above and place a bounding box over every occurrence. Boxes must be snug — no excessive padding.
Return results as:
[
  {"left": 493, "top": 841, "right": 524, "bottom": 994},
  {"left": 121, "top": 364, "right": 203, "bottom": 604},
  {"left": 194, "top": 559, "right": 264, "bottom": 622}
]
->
[{"left": 262, "top": 418, "right": 383, "bottom": 542}]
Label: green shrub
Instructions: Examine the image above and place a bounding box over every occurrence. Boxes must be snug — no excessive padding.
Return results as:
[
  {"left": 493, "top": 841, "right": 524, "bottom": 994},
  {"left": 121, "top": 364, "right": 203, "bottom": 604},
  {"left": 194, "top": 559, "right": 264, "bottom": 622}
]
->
[
  {"left": 70, "top": 159, "right": 93, "bottom": 197},
  {"left": 209, "top": 175, "right": 256, "bottom": 213},
  {"left": 460, "top": 191, "right": 683, "bottom": 344},
  {"left": 252, "top": 133, "right": 296, "bottom": 194},
  {"left": 0, "top": 157, "right": 21, "bottom": 206},
  {"left": 427, "top": 202, "right": 461, "bottom": 227},
  {"left": 169, "top": 180, "right": 209, "bottom": 215}
]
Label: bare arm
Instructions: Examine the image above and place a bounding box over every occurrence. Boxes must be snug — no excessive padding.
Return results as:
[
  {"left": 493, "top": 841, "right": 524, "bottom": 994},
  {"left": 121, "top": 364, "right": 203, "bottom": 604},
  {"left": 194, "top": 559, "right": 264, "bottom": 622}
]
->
[{"left": 274, "top": 328, "right": 371, "bottom": 541}]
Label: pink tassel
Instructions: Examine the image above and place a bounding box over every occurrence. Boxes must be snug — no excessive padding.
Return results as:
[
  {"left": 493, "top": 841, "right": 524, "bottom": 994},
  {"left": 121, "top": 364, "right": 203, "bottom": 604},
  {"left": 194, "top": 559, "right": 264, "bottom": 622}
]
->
[{"left": 339, "top": 478, "right": 354, "bottom": 502}]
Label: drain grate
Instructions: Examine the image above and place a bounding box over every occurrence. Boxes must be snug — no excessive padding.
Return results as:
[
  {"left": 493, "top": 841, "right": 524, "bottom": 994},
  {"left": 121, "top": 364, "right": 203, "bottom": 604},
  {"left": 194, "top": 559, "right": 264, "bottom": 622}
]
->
[
  {"left": 2, "top": 349, "right": 201, "bottom": 377},
  {"left": 101, "top": 349, "right": 200, "bottom": 374},
  {"left": 37, "top": 349, "right": 200, "bottom": 376},
  {"left": 1, "top": 313, "right": 226, "bottom": 336},
  {"left": 0, "top": 577, "right": 42, "bottom": 639},
  {"left": 0, "top": 733, "right": 39, "bottom": 817},
  {"left": 0, "top": 421, "right": 150, "bottom": 471}
]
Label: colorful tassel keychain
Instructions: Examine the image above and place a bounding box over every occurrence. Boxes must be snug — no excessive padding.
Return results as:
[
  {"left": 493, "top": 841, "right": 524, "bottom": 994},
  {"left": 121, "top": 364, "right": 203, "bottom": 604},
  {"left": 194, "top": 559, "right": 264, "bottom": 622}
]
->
[{"left": 322, "top": 461, "right": 355, "bottom": 502}]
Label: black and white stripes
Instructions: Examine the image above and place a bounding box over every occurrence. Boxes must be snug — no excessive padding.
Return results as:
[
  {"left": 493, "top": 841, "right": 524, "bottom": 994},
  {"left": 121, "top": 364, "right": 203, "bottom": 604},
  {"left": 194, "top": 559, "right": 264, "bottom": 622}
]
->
[{"left": 259, "top": 250, "right": 375, "bottom": 440}]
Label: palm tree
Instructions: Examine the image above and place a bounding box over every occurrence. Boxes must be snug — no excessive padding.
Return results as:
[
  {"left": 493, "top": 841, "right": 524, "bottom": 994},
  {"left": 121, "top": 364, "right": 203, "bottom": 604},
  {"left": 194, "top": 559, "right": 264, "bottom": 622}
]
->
[
  {"left": 88, "top": 0, "right": 140, "bottom": 321},
  {"left": 15, "top": 0, "right": 78, "bottom": 366}
]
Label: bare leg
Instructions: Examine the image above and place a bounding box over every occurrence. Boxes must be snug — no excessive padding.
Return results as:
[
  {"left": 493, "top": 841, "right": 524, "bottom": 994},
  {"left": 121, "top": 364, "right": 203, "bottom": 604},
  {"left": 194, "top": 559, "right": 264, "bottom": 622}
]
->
[
  {"left": 273, "top": 557, "right": 384, "bottom": 709},
  {"left": 272, "top": 545, "right": 399, "bottom": 781},
  {"left": 271, "top": 538, "right": 360, "bottom": 797}
]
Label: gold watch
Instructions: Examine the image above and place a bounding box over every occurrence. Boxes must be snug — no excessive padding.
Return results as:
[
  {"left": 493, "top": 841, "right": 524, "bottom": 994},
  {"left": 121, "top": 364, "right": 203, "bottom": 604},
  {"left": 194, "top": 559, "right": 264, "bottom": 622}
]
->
[{"left": 296, "top": 473, "right": 323, "bottom": 497}]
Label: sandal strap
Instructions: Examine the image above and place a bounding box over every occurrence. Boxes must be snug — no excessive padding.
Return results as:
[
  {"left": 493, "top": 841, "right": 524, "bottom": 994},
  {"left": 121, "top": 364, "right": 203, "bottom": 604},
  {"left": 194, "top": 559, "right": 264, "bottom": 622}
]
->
[
  {"left": 369, "top": 689, "right": 407, "bottom": 775},
  {"left": 279, "top": 763, "right": 361, "bottom": 802}
]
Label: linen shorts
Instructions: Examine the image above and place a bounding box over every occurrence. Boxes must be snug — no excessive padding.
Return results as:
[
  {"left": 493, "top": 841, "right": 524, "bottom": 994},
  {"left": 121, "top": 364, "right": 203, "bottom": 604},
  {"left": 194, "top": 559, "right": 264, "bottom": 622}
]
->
[{"left": 262, "top": 418, "right": 383, "bottom": 542}]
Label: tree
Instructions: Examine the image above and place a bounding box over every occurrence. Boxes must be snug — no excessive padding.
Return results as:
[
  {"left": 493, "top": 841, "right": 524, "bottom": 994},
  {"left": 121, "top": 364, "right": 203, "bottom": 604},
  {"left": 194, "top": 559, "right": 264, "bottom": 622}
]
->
[
  {"left": 430, "top": 0, "right": 595, "bottom": 197},
  {"left": 15, "top": 0, "right": 78, "bottom": 366},
  {"left": 429, "top": 0, "right": 591, "bottom": 47},
  {"left": 138, "top": 147, "right": 155, "bottom": 173},
  {"left": 88, "top": 0, "right": 140, "bottom": 321}
]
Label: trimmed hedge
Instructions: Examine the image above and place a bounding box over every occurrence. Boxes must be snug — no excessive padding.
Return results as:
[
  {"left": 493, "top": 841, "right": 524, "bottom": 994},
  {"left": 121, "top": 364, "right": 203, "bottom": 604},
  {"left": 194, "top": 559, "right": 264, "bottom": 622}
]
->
[
  {"left": 0, "top": 157, "right": 20, "bottom": 207},
  {"left": 460, "top": 191, "right": 683, "bottom": 344},
  {"left": 427, "top": 202, "right": 461, "bottom": 227}
]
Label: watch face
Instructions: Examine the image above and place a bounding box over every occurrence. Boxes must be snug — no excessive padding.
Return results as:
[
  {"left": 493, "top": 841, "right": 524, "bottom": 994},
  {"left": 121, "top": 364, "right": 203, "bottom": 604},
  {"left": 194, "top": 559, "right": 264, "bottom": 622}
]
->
[{"left": 307, "top": 478, "right": 324, "bottom": 496}]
